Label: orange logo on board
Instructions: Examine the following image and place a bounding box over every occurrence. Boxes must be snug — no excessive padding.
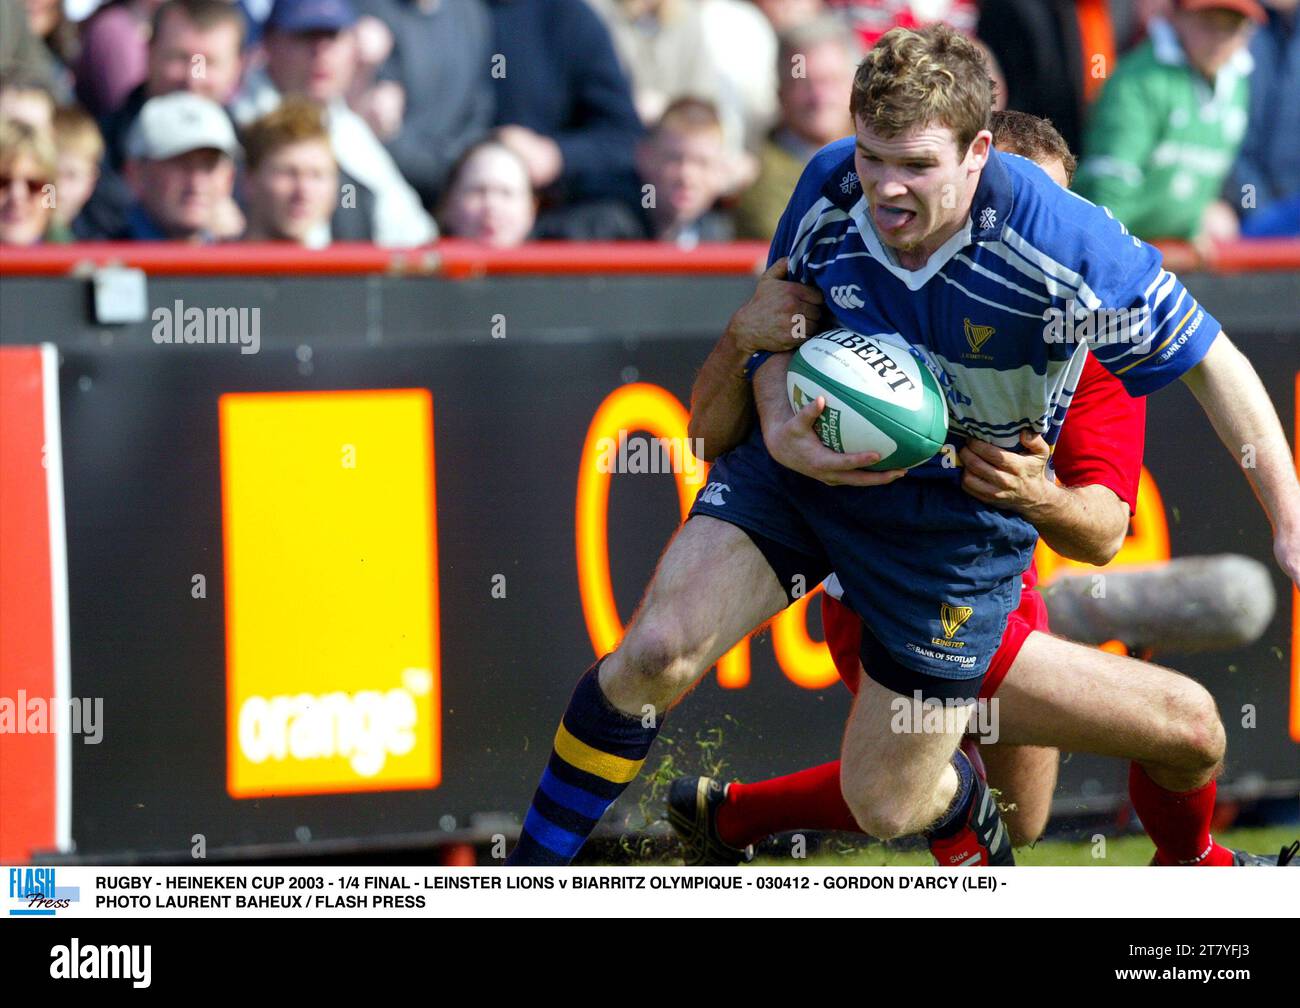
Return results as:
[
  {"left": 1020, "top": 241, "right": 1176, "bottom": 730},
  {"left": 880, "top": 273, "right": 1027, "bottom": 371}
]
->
[{"left": 220, "top": 389, "right": 441, "bottom": 797}]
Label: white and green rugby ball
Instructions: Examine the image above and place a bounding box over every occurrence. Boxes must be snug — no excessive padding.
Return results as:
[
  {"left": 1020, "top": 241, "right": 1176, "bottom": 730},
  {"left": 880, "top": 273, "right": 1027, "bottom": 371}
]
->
[{"left": 787, "top": 330, "right": 949, "bottom": 471}]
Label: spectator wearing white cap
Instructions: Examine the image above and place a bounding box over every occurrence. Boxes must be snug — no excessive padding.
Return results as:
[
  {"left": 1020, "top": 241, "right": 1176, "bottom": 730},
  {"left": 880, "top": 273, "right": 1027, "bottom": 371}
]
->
[
  {"left": 77, "top": 0, "right": 247, "bottom": 241},
  {"left": 122, "top": 91, "right": 240, "bottom": 240},
  {"left": 230, "top": 0, "right": 437, "bottom": 246}
]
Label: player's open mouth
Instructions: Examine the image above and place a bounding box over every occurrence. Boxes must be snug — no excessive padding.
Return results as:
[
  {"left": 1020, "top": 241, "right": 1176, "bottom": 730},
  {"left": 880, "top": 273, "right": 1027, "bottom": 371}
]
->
[{"left": 873, "top": 205, "right": 916, "bottom": 232}]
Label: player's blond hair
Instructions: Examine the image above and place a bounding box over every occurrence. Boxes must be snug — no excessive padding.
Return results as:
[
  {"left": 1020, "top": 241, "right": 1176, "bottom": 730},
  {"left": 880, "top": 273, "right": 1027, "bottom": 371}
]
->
[{"left": 849, "top": 24, "right": 994, "bottom": 155}]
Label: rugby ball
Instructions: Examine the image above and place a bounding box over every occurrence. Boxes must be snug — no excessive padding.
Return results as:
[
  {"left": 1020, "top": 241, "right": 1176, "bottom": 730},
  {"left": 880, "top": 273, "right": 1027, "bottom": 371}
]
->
[{"left": 787, "top": 330, "right": 949, "bottom": 470}]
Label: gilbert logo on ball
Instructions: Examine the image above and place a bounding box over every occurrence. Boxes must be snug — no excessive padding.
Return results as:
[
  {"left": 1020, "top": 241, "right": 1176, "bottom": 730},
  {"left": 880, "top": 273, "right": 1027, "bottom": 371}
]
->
[{"left": 787, "top": 330, "right": 948, "bottom": 471}]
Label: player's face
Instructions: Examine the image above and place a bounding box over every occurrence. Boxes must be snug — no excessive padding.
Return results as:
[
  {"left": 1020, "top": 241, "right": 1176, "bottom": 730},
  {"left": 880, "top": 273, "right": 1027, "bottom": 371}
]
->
[{"left": 853, "top": 118, "right": 991, "bottom": 259}]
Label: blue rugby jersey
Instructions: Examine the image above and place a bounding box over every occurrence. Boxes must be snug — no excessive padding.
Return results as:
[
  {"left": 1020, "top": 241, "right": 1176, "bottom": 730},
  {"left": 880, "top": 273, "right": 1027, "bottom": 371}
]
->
[{"left": 763, "top": 139, "right": 1221, "bottom": 458}]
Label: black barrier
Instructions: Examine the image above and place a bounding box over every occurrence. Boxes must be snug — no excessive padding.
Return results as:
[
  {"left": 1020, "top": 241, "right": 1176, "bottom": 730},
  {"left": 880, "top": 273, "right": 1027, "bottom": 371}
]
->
[{"left": 1, "top": 269, "right": 1298, "bottom": 860}]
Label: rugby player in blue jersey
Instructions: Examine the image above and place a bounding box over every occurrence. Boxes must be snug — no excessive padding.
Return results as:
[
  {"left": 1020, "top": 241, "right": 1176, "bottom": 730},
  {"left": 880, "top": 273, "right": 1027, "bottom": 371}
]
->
[
  {"left": 674, "top": 111, "right": 1293, "bottom": 868},
  {"left": 504, "top": 26, "right": 1300, "bottom": 867}
]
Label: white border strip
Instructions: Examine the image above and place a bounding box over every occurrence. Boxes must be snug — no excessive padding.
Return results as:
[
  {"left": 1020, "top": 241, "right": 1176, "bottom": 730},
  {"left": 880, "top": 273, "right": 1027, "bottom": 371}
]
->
[{"left": 40, "top": 343, "right": 72, "bottom": 853}]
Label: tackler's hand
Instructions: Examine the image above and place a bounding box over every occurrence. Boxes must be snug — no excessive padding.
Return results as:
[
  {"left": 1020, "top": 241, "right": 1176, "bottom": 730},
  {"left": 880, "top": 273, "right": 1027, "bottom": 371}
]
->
[
  {"left": 727, "top": 258, "right": 826, "bottom": 356},
  {"left": 958, "top": 430, "right": 1054, "bottom": 513}
]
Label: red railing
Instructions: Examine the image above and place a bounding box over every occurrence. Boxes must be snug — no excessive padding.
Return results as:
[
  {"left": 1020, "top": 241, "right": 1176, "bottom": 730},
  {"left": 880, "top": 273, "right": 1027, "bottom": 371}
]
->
[
  {"left": 0, "top": 238, "right": 1297, "bottom": 278},
  {"left": 0, "top": 240, "right": 770, "bottom": 278}
]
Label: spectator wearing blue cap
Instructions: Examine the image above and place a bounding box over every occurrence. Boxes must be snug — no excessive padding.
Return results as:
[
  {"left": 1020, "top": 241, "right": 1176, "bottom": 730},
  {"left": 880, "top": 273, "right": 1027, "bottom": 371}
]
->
[{"left": 231, "top": 0, "right": 437, "bottom": 246}]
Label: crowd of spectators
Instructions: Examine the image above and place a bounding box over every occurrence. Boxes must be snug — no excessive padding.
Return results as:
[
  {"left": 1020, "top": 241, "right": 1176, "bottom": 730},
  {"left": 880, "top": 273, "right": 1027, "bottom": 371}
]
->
[{"left": 0, "top": 0, "right": 1296, "bottom": 248}]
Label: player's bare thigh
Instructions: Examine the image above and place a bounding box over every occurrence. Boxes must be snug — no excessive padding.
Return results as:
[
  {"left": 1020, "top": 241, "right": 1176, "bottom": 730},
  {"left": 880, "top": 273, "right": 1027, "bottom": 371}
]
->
[
  {"left": 991, "top": 632, "right": 1225, "bottom": 791},
  {"left": 601, "top": 516, "right": 789, "bottom": 714},
  {"left": 839, "top": 675, "right": 973, "bottom": 840},
  {"left": 980, "top": 743, "right": 1058, "bottom": 848}
]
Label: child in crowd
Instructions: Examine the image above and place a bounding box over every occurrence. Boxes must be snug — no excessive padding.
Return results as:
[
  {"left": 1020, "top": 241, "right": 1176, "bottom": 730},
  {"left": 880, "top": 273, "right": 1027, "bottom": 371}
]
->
[{"left": 51, "top": 105, "right": 104, "bottom": 237}]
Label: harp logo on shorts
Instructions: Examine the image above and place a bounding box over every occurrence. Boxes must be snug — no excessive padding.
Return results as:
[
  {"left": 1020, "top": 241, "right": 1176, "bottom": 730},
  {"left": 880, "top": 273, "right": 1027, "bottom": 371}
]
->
[
  {"left": 220, "top": 389, "right": 441, "bottom": 797},
  {"left": 936, "top": 603, "right": 974, "bottom": 648}
]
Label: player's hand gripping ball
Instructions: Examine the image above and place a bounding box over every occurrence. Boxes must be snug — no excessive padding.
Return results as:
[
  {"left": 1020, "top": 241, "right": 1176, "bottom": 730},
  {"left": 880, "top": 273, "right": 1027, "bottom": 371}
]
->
[{"left": 787, "top": 330, "right": 949, "bottom": 471}]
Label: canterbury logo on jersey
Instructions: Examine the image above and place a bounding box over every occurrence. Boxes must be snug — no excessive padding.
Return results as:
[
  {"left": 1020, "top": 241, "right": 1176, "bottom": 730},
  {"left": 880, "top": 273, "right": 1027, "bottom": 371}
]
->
[
  {"left": 699, "top": 482, "right": 730, "bottom": 506},
  {"left": 830, "top": 284, "right": 865, "bottom": 310}
]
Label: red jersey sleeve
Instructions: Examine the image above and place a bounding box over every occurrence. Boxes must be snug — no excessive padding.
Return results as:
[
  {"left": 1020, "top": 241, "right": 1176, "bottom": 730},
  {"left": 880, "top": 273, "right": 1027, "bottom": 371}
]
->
[{"left": 1054, "top": 353, "right": 1146, "bottom": 515}]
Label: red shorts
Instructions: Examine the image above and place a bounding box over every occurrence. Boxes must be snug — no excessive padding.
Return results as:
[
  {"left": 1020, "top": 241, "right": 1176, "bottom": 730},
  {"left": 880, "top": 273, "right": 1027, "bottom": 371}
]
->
[{"left": 823, "top": 586, "right": 1049, "bottom": 700}]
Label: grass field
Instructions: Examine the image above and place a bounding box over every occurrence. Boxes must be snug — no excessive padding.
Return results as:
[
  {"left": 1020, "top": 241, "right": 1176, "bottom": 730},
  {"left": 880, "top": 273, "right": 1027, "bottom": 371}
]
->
[
  {"left": 613, "top": 735, "right": 1298, "bottom": 866},
  {"left": 749, "top": 826, "right": 1299, "bottom": 867}
]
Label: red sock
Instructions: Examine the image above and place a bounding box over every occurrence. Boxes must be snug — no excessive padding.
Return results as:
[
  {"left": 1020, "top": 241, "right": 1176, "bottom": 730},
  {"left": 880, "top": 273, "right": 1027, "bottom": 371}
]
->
[
  {"left": 1128, "top": 762, "right": 1234, "bottom": 866},
  {"left": 717, "top": 761, "right": 861, "bottom": 850}
]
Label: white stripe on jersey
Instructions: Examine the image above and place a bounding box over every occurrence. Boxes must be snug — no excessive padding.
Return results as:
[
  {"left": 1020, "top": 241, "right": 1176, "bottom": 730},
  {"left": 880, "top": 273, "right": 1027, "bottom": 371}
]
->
[
  {"left": 936, "top": 270, "right": 1046, "bottom": 320},
  {"left": 1093, "top": 285, "right": 1192, "bottom": 366},
  {"left": 808, "top": 250, "right": 875, "bottom": 271},
  {"left": 953, "top": 253, "right": 1053, "bottom": 305},
  {"left": 1002, "top": 224, "right": 1104, "bottom": 309},
  {"left": 926, "top": 346, "right": 1088, "bottom": 446},
  {"left": 980, "top": 240, "right": 1083, "bottom": 301},
  {"left": 786, "top": 197, "right": 846, "bottom": 268}
]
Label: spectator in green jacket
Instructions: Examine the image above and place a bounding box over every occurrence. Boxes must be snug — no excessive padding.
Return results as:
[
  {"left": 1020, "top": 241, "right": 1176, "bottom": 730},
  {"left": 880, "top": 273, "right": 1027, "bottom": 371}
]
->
[{"left": 1075, "top": 0, "right": 1264, "bottom": 244}]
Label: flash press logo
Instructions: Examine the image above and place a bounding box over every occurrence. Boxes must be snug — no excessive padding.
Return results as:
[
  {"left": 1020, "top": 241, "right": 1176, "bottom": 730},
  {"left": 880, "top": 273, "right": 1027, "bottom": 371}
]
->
[
  {"left": 7, "top": 868, "right": 80, "bottom": 916},
  {"left": 152, "top": 299, "right": 260, "bottom": 355}
]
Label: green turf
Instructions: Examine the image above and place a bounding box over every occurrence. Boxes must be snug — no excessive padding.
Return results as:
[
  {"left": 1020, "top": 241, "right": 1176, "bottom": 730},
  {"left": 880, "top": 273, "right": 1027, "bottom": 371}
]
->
[{"left": 750, "top": 826, "right": 1299, "bottom": 867}]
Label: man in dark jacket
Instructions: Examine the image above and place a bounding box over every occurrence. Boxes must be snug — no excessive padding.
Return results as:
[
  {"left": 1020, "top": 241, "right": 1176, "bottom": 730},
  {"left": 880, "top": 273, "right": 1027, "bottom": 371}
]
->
[
  {"left": 1226, "top": 0, "right": 1300, "bottom": 227},
  {"left": 486, "top": 0, "right": 644, "bottom": 211}
]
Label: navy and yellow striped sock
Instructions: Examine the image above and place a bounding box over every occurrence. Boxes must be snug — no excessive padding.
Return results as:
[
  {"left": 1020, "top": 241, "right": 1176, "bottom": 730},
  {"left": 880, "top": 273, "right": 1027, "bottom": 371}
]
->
[
  {"left": 927, "top": 748, "right": 976, "bottom": 838},
  {"left": 506, "top": 661, "right": 660, "bottom": 866}
]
